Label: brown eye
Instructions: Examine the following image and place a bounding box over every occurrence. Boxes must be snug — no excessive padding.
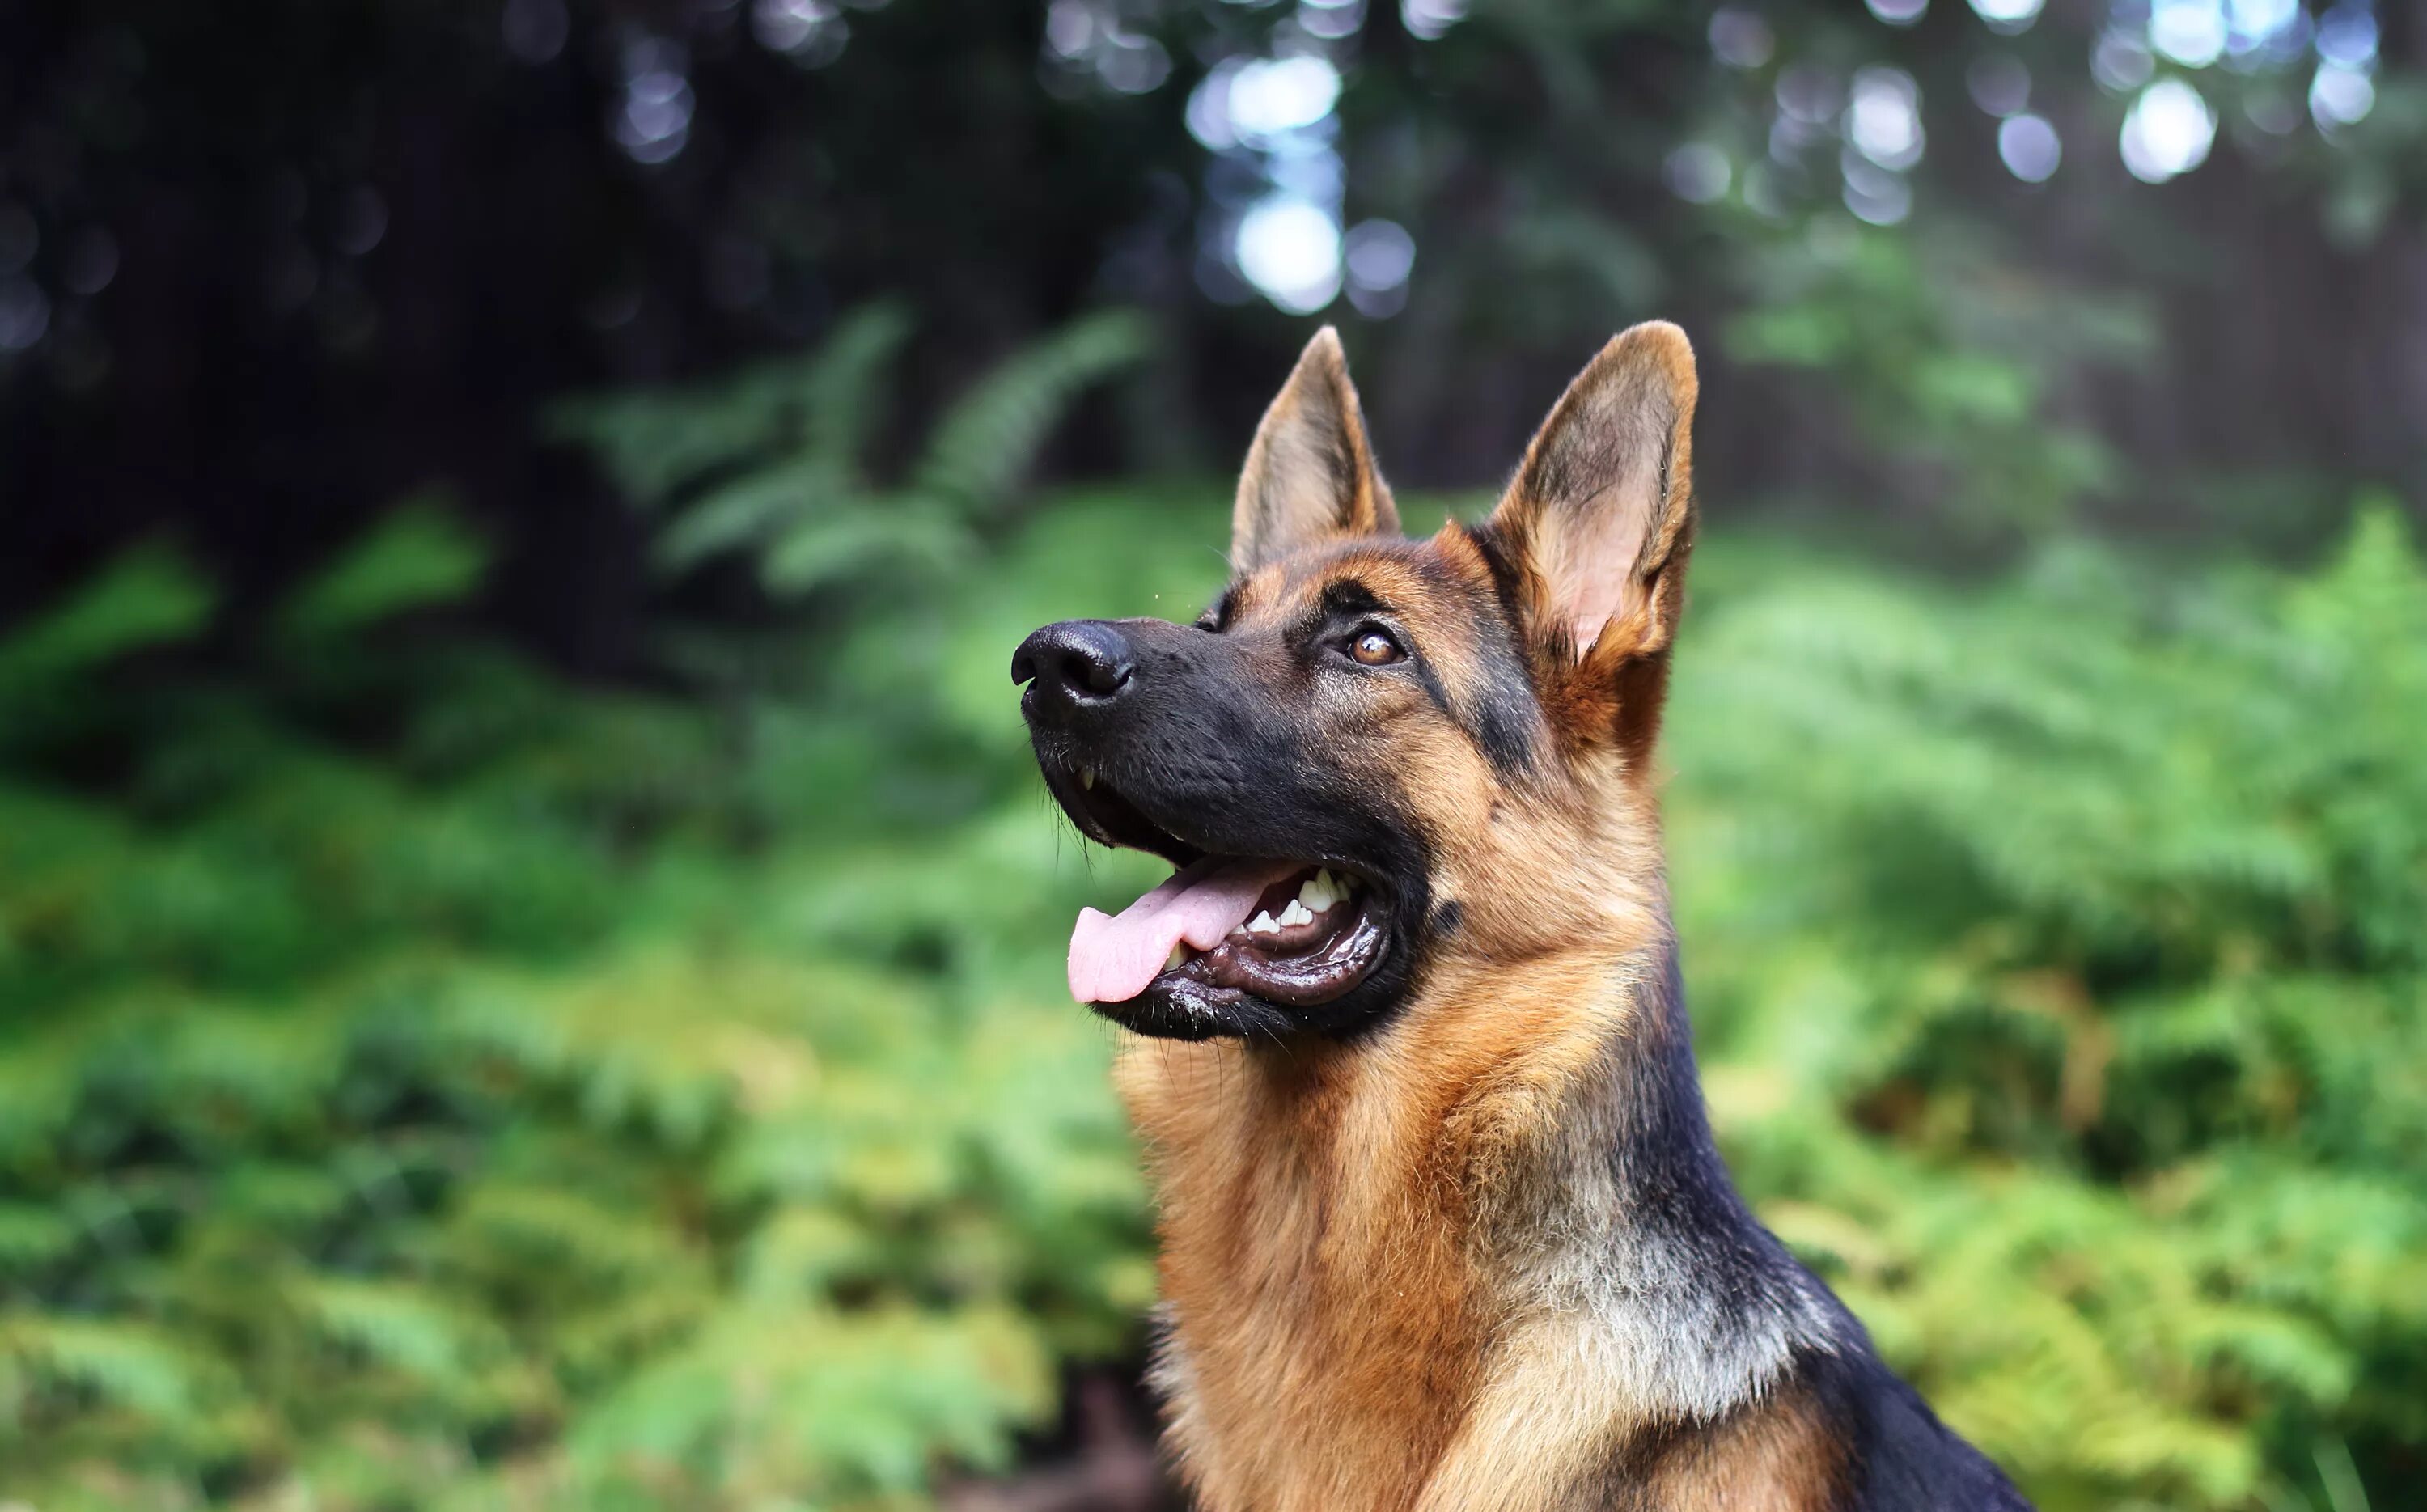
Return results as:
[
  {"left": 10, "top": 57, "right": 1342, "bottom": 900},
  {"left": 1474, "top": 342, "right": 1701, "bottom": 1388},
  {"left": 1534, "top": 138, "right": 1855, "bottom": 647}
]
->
[{"left": 1349, "top": 629, "right": 1404, "bottom": 666}]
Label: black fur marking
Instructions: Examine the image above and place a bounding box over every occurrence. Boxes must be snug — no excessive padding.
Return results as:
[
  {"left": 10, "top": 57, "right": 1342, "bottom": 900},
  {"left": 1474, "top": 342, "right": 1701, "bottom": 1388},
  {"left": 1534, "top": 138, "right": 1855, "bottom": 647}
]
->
[
  {"left": 1424, "top": 536, "right": 1540, "bottom": 778},
  {"left": 1811, "top": 1349, "right": 2034, "bottom": 1511},
  {"left": 1462, "top": 632, "right": 1540, "bottom": 780},
  {"left": 1429, "top": 898, "right": 1463, "bottom": 939},
  {"left": 1460, "top": 519, "right": 1528, "bottom": 628},
  {"left": 1564, "top": 945, "right": 2035, "bottom": 1510},
  {"left": 1319, "top": 578, "right": 1389, "bottom": 620}
]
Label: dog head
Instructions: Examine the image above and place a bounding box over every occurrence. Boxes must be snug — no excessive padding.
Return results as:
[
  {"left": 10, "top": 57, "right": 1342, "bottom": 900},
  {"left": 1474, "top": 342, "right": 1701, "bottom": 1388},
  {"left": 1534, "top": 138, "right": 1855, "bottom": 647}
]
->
[{"left": 1014, "top": 324, "right": 1698, "bottom": 1040}]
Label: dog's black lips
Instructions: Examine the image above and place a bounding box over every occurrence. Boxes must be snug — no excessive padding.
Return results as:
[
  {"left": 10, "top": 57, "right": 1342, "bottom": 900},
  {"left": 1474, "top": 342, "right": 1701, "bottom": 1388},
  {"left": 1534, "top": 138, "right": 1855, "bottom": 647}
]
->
[
  {"left": 1038, "top": 761, "right": 1201, "bottom": 867},
  {"left": 1036, "top": 759, "right": 1401, "bottom": 1041}
]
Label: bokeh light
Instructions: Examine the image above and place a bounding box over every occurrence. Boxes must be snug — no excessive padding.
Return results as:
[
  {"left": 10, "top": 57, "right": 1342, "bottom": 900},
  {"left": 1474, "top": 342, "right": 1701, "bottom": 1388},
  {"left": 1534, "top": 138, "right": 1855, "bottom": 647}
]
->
[
  {"left": 2120, "top": 77, "right": 2217, "bottom": 180},
  {"left": 1710, "top": 8, "right": 1777, "bottom": 66},
  {"left": 1665, "top": 142, "right": 1733, "bottom": 203},
  {"left": 1843, "top": 155, "right": 1912, "bottom": 223},
  {"left": 1236, "top": 198, "right": 1341, "bottom": 313},
  {"left": 2150, "top": 0, "right": 2229, "bottom": 67},
  {"left": 0, "top": 277, "right": 49, "bottom": 351},
  {"left": 2311, "top": 62, "right": 2375, "bottom": 125},
  {"left": 2093, "top": 28, "right": 2158, "bottom": 91},
  {"left": 1968, "top": 0, "right": 2045, "bottom": 35},
  {"left": 1967, "top": 53, "right": 2031, "bottom": 116},
  {"left": 612, "top": 39, "right": 694, "bottom": 163},
  {"left": 1848, "top": 66, "right": 1925, "bottom": 170},
  {"left": 1999, "top": 112, "right": 2062, "bottom": 180},
  {"left": 501, "top": 0, "right": 568, "bottom": 64},
  {"left": 1400, "top": 0, "right": 1467, "bottom": 42},
  {"left": 1342, "top": 218, "right": 1413, "bottom": 316}
]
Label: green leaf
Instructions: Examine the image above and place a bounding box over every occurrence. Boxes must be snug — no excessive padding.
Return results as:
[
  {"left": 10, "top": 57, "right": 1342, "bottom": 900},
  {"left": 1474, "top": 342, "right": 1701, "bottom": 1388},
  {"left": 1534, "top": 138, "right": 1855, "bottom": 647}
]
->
[
  {"left": 910, "top": 309, "right": 1151, "bottom": 517},
  {"left": 277, "top": 494, "right": 490, "bottom": 642},
  {"left": 0, "top": 544, "right": 214, "bottom": 698}
]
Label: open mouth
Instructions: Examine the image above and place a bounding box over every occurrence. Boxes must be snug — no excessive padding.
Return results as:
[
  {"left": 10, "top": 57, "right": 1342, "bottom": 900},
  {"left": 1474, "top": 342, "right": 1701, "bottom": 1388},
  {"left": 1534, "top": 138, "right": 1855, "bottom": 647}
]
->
[{"left": 1042, "top": 763, "right": 1392, "bottom": 1030}]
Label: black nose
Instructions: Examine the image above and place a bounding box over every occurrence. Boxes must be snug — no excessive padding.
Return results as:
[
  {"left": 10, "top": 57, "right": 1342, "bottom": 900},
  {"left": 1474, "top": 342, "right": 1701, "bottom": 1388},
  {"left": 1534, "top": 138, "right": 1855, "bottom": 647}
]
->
[{"left": 1012, "top": 620, "right": 1136, "bottom": 710}]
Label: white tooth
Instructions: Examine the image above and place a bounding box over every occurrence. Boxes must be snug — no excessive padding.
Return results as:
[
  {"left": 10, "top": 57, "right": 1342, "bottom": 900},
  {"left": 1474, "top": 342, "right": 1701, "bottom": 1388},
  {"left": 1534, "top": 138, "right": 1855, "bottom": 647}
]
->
[
  {"left": 1279, "top": 899, "right": 1314, "bottom": 927},
  {"left": 1295, "top": 877, "right": 1326, "bottom": 913},
  {"left": 1247, "top": 910, "right": 1280, "bottom": 935},
  {"left": 1079, "top": 769, "right": 1096, "bottom": 790},
  {"left": 1165, "top": 942, "right": 1190, "bottom": 971}
]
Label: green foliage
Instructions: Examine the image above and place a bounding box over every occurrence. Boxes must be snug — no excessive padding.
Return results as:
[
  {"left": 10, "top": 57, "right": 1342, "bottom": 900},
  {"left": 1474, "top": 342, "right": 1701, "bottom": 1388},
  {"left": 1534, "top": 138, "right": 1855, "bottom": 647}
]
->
[
  {"left": 0, "top": 546, "right": 214, "bottom": 713},
  {"left": 1667, "top": 502, "right": 2427, "bottom": 1512},
  {"left": 0, "top": 502, "right": 1158, "bottom": 1510},
  {"left": 1722, "top": 222, "right": 2152, "bottom": 534},
  {"left": 3, "top": 485, "right": 2421, "bottom": 1510},
  {"left": 549, "top": 304, "right": 1152, "bottom": 602},
  {"left": 276, "top": 495, "right": 490, "bottom": 646}
]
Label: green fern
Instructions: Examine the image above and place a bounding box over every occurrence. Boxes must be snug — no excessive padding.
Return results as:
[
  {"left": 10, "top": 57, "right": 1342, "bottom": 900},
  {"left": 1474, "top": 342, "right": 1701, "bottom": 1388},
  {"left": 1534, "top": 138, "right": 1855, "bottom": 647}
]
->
[
  {"left": 2, "top": 489, "right": 2421, "bottom": 1510},
  {"left": 553, "top": 305, "right": 1148, "bottom": 603}
]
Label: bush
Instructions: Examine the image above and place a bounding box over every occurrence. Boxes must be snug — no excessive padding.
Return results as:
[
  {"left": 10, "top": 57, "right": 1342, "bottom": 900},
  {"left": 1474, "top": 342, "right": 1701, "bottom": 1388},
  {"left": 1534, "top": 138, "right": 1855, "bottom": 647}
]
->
[{"left": 1, "top": 491, "right": 2418, "bottom": 1510}]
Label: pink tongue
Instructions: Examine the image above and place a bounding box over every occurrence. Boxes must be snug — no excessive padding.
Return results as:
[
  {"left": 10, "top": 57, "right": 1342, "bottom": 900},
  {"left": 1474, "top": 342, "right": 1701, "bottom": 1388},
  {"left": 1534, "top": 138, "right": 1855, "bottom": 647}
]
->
[{"left": 1068, "top": 856, "right": 1300, "bottom": 1005}]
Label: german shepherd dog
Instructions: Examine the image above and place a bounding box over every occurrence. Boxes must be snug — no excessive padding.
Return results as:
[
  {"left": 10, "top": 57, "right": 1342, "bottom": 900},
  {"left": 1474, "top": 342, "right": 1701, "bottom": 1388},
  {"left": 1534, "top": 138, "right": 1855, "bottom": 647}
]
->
[{"left": 1013, "top": 325, "right": 2031, "bottom": 1510}]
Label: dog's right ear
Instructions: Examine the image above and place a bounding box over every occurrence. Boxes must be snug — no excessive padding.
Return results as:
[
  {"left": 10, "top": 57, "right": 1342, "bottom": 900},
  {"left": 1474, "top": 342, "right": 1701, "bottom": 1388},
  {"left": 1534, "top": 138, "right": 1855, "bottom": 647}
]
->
[
  {"left": 1486, "top": 322, "right": 1697, "bottom": 668},
  {"left": 1231, "top": 327, "right": 1399, "bottom": 573}
]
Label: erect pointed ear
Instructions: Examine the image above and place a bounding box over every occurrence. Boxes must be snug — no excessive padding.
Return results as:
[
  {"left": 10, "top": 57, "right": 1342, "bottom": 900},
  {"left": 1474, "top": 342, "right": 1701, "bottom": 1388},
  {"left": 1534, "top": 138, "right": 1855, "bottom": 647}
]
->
[
  {"left": 1230, "top": 327, "right": 1399, "bottom": 572},
  {"left": 1487, "top": 322, "right": 1697, "bottom": 666}
]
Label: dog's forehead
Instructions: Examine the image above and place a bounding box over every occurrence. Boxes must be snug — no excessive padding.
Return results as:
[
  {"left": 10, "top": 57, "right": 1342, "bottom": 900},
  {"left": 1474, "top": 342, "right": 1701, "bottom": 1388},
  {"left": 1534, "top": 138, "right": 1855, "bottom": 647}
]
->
[{"left": 1230, "top": 531, "right": 1498, "bottom": 626}]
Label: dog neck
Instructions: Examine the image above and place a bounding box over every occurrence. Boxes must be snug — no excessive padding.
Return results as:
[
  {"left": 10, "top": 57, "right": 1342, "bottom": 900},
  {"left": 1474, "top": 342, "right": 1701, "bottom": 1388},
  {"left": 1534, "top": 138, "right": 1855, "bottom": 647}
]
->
[{"left": 1114, "top": 913, "right": 1845, "bottom": 1511}]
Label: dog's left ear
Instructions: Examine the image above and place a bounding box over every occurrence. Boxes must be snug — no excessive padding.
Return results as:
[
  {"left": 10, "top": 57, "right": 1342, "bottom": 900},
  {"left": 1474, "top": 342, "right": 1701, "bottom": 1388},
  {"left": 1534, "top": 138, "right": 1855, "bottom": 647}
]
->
[
  {"left": 1231, "top": 327, "right": 1399, "bottom": 572},
  {"left": 1486, "top": 322, "right": 1697, "bottom": 667}
]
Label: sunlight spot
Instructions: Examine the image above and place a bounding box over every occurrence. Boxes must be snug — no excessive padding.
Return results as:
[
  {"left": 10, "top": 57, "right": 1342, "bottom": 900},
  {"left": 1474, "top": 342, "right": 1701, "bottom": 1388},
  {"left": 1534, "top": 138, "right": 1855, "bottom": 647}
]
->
[
  {"left": 1847, "top": 66, "right": 1924, "bottom": 171},
  {"left": 1401, "top": 0, "right": 1467, "bottom": 41},
  {"left": 2150, "top": 0, "right": 2226, "bottom": 67},
  {"left": 2092, "top": 28, "right": 2156, "bottom": 91},
  {"left": 1344, "top": 219, "right": 1413, "bottom": 317},
  {"left": 1236, "top": 198, "right": 1341, "bottom": 314},
  {"left": 754, "top": 0, "right": 847, "bottom": 62},
  {"left": 2310, "top": 61, "right": 2375, "bottom": 127},
  {"left": 2315, "top": 4, "right": 2379, "bottom": 69},
  {"left": 1228, "top": 56, "right": 1341, "bottom": 145},
  {"left": 1842, "top": 156, "right": 1912, "bottom": 224},
  {"left": 1967, "top": 0, "right": 2044, "bottom": 34},
  {"left": 1998, "top": 113, "right": 2061, "bottom": 180},
  {"left": 2120, "top": 78, "right": 2217, "bottom": 182}
]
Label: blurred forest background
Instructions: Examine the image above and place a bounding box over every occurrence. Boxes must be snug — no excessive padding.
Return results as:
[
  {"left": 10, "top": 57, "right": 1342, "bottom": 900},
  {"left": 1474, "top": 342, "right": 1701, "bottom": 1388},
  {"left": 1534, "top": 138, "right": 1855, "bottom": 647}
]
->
[{"left": 3, "top": 1, "right": 2425, "bottom": 1509}]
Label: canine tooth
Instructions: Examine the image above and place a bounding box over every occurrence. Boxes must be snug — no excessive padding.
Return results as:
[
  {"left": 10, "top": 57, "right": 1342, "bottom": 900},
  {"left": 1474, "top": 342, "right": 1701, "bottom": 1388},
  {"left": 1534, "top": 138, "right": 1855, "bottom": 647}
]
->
[
  {"left": 1278, "top": 899, "right": 1314, "bottom": 927},
  {"left": 1247, "top": 910, "right": 1281, "bottom": 935},
  {"left": 1079, "top": 768, "right": 1096, "bottom": 790},
  {"left": 1165, "top": 942, "right": 1190, "bottom": 971}
]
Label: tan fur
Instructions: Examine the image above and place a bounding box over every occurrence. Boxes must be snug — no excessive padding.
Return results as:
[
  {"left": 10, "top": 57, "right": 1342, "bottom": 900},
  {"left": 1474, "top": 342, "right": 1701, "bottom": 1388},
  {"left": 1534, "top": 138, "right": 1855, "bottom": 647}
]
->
[
  {"left": 1116, "top": 326, "right": 1802, "bottom": 1510},
  {"left": 1634, "top": 1387, "right": 1851, "bottom": 1512},
  {"left": 1232, "top": 326, "right": 1399, "bottom": 572}
]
